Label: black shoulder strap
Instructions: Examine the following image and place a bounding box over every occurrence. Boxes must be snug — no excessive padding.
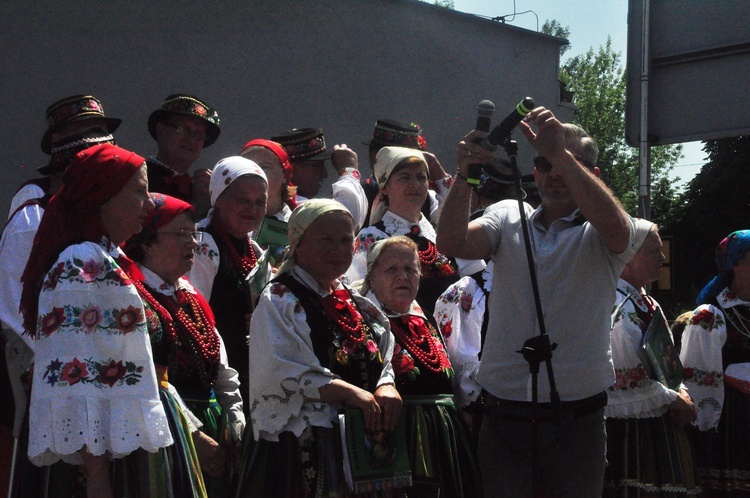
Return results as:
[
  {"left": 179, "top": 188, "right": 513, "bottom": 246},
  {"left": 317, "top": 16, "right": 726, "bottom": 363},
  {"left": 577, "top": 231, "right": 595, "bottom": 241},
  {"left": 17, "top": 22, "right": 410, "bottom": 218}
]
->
[
  {"left": 272, "top": 274, "right": 334, "bottom": 365},
  {"left": 469, "top": 269, "right": 491, "bottom": 360}
]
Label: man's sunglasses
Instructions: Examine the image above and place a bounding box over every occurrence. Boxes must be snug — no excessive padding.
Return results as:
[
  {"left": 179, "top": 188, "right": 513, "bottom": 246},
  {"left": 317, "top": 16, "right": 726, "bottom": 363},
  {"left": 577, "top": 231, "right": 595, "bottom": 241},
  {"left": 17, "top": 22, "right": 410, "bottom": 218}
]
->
[{"left": 533, "top": 155, "right": 595, "bottom": 173}]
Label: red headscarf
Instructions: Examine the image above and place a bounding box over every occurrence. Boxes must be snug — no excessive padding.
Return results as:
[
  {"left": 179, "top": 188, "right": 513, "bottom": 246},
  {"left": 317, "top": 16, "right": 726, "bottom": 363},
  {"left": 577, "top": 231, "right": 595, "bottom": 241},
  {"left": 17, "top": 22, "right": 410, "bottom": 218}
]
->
[
  {"left": 20, "top": 143, "right": 145, "bottom": 335},
  {"left": 123, "top": 193, "right": 195, "bottom": 263},
  {"left": 141, "top": 192, "right": 194, "bottom": 235},
  {"left": 240, "top": 138, "right": 297, "bottom": 209}
]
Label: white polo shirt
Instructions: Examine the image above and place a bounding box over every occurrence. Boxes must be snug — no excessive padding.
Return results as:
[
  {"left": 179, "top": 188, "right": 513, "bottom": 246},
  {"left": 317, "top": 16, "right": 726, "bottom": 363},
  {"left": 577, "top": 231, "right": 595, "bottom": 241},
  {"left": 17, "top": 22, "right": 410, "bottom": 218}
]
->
[{"left": 474, "top": 199, "right": 633, "bottom": 402}]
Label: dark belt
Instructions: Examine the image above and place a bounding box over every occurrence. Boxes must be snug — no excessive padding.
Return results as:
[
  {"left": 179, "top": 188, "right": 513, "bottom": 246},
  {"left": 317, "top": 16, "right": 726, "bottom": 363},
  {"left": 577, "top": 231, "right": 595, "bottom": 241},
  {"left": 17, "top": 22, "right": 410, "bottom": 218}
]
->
[{"left": 484, "top": 391, "right": 607, "bottom": 423}]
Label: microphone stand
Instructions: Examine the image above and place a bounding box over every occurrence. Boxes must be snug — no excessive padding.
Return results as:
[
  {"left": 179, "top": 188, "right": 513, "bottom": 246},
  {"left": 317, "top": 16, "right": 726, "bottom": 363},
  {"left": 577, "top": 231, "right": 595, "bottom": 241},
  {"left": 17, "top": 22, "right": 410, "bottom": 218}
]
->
[{"left": 502, "top": 138, "right": 561, "bottom": 497}]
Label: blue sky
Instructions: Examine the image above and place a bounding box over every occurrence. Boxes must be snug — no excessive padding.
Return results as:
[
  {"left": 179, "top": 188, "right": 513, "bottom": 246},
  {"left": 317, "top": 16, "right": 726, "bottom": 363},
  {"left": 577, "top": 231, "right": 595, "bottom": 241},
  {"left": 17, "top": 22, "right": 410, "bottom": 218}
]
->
[{"left": 452, "top": 0, "right": 706, "bottom": 188}]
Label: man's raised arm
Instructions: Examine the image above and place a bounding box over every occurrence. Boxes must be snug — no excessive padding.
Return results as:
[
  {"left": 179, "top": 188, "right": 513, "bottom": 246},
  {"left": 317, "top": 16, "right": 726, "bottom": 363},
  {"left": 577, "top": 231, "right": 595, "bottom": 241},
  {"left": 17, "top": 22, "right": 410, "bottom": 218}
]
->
[{"left": 436, "top": 130, "right": 494, "bottom": 261}]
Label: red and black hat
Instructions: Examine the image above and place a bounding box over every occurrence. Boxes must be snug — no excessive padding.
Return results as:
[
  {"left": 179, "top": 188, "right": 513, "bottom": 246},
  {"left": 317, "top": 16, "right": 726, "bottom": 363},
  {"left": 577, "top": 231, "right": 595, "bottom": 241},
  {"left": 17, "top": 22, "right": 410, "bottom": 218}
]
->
[
  {"left": 40, "top": 94, "right": 121, "bottom": 154},
  {"left": 364, "top": 119, "right": 426, "bottom": 151},
  {"left": 270, "top": 128, "right": 333, "bottom": 162},
  {"left": 148, "top": 94, "right": 221, "bottom": 148}
]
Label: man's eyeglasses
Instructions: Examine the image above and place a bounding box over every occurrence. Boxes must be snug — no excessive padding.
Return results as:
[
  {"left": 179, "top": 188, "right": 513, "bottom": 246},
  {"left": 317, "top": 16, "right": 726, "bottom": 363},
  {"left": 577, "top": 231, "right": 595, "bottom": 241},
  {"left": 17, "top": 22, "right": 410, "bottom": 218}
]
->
[
  {"left": 533, "top": 155, "right": 595, "bottom": 173},
  {"left": 162, "top": 122, "right": 206, "bottom": 142},
  {"left": 158, "top": 229, "right": 204, "bottom": 243}
]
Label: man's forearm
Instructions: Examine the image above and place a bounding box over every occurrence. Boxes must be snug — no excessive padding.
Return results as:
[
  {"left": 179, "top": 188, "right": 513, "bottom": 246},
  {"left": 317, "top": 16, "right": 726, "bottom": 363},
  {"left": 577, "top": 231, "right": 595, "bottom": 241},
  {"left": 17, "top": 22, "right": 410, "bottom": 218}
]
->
[
  {"left": 560, "top": 153, "right": 631, "bottom": 254},
  {"left": 436, "top": 173, "right": 473, "bottom": 257}
]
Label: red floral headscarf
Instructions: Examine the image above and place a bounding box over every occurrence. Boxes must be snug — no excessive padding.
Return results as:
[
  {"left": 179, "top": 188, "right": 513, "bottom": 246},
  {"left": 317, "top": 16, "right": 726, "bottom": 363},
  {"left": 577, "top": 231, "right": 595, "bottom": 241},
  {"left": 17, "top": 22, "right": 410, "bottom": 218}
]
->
[
  {"left": 141, "top": 192, "right": 194, "bottom": 235},
  {"left": 20, "top": 143, "right": 145, "bottom": 335},
  {"left": 123, "top": 193, "right": 195, "bottom": 263}
]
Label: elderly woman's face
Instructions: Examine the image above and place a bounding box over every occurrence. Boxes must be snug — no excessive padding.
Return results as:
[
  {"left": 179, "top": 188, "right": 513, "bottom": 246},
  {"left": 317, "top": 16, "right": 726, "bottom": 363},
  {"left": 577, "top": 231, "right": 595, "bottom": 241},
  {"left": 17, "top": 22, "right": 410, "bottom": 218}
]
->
[
  {"left": 100, "top": 164, "right": 154, "bottom": 245},
  {"left": 370, "top": 243, "right": 420, "bottom": 314},
  {"left": 295, "top": 211, "right": 354, "bottom": 288},
  {"left": 627, "top": 230, "right": 665, "bottom": 287},
  {"left": 142, "top": 212, "right": 198, "bottom": 285},
  {"left": 242, "top": 148, "right": 285, "bottom": 207},
  {"left": 214, "top": 175, "right": 268, "bottom": 238},
  {"left": 381, "top": 162, "right": 429, "bottom": 215}
]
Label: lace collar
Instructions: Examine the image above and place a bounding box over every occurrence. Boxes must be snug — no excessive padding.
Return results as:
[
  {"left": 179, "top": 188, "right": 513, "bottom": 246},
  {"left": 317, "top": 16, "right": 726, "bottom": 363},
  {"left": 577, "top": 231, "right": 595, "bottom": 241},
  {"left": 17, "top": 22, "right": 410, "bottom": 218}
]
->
[
  {"left": 717, "top": 286, "right": 750, "bottom": 310},
  {"left": 138, "top": 264, "right": 196, "bottom": 298},
  {"left": 381, "top": 211, "right": 436, "bottom": 242},
  {"left": 291, "top": 265, "right": 345, "bottom": 298},
  {"left": 364, "top": 290, "right": 426, "bottom": 320}
]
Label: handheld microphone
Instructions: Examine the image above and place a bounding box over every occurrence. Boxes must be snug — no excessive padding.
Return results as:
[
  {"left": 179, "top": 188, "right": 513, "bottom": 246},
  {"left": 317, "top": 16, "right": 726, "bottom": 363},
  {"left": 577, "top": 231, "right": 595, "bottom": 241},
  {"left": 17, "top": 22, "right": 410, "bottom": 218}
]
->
[
  {"left": 481, "top": 97, "right": 535, "bottom": 149},
  {"left": 475, "top": 100, "right": 495, "bottom": 134},
  {"left": 468, "top": 100, "right": 496, "bottom": 185}
]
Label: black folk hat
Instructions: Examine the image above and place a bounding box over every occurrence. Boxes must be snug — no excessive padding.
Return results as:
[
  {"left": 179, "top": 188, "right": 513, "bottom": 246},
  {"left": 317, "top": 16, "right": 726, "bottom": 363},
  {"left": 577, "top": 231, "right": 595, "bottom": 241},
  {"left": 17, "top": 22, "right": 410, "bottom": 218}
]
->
[
  {"left": 41, "top": 95, "right": 121, "bottom": 154},
  {"left": 474, "top": 158, "right": 526, "bottom": 200},
  {"left": 148, "top": 94, "right": 221, "bottom": 148},
  {"left": 364, "top": 119, "right": 426, "bottom": 150},
  {"left": 270, "top": 128, "right": 333, "bottom": 162},
  {"left": 38, "top": 128, "right": 117, "bottom": 176}
]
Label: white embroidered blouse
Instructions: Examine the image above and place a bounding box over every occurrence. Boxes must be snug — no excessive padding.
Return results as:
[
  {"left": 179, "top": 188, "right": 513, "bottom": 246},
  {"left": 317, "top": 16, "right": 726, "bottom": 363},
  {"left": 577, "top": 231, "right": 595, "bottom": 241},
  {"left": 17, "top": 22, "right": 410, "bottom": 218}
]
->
[
  {"left": 346, "top": 211, "right": 483, "bottom": 284},
  {"left": 606, "top": 279, "right": 680, "bottom": 419},
  {"left": 28, "top": 240, "right": 172, "bottom": 466},
  {"left": 679, "top": 287, "right": 740, "bottom": 431},
  {"left": 433, "top": 262, "right": 494, "bottom": 408},
  {"left": 247, "top": 266, "right": 395, "bottom": 442}
]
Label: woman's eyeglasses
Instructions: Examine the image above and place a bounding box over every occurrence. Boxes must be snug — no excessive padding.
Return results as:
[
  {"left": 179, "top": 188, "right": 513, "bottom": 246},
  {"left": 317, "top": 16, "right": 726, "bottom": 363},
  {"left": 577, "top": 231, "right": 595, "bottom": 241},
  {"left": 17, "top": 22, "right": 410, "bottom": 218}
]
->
[
  {"left": 158, "top": 230, "right": 204, "bottom": 243},
  {"left": 533, "top": 155, "right": 595, "bottom": 173}
]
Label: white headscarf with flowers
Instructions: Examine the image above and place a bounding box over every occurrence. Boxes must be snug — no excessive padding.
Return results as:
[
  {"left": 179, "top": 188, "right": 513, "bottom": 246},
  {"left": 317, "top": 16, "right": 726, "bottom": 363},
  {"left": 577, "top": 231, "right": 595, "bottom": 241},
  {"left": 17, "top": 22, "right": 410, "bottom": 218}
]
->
[{"left": 208, "top": 156, "right": 267, "bottom": 217}]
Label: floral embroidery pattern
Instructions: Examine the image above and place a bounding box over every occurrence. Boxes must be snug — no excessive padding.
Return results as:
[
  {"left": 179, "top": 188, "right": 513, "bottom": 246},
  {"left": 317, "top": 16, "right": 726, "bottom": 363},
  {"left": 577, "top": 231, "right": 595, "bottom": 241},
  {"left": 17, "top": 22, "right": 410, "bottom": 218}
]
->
[
  {"left": 37, "top": 303, "right": 144, "bottom": 337},
  {"left": 691, "top": 308, "right": 724, "bottom": 330},
  {"left": 271, "top": 282, "right": 291, "bottom": 298},
  {"left": 42, "top": 257, "right": 131, "bottom": 292},
  {"left": 437, "top": 287, "right": 475, "bottom": 314},
  {"left": 333, "top": 334, "right": 382, "bottom": 367},
  {"left": 196, "top": 242, "right": 219, "bottom": 261},
  {"left": 393, "top": 343, "right": 418, "bottom": 378},
  {"left": 683, "top": 367, "right": 723, "bottom": 387},
  {"left": 440, "top": 318, "right": 453, "bottom": 338},
  {"left": 42, "top": 356, "right": 144, "bottom": 388},
  {"left": 40, "top": 307, "right": 66, "bottom": 336},
  {"left": 625, "top": 310, "right": 644, "bottom": 328},
  {"left": 611, "top": 365, "right": 650, "bottom": 390},
  {"left": 354, "top": 232, "right": 383, "bottom": 254}
]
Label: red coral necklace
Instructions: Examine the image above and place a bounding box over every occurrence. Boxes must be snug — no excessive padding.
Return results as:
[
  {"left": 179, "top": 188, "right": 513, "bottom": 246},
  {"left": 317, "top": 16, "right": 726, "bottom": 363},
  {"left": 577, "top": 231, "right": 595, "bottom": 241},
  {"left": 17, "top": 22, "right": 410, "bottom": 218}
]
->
[
  {"left": 408, "top": 226, "right": 438, "bottom": 266},
  {"left": 135, "top": 279, "right": 221, "bottom": 385},
  {"left": 161, "top": 291, "right": 221, "bottom": 362},
  {"left": 320, "top": 290, "right": 366, "bottom": 343},
  {"left": 389, "top": 315, "right": 447, "bottom": 373},
  {"left": 213, "top": 222, "right": 257, "bottom": 278},
  {"left": 418, "top": 241, "right": 439, "bottom": 266}
]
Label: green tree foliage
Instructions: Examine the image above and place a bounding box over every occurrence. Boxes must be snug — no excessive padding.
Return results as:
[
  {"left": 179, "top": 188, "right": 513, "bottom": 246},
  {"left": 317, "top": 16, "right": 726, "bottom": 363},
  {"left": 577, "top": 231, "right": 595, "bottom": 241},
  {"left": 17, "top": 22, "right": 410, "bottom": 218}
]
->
[
  {"left": 433, "top": 0, "right": 455, "bottom": 8},
  {"left": 560, "top": 38, "right": 682, "bottom": 227},
  {"left": 541, "top": 20, "right": 571, "bottom": 57},
  {"left": 664, "top": 136, "right": 750, "bottom": 308}
]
